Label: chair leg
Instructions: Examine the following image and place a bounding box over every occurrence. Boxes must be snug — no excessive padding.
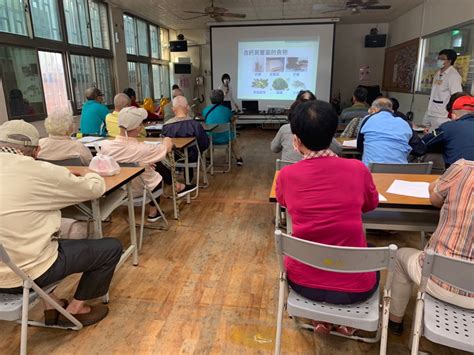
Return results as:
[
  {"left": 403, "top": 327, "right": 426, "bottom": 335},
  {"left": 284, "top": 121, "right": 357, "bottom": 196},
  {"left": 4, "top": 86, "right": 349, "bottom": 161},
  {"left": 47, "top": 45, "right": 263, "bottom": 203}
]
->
[
  {"left": 380, "top": 293, "right": 391, "bottom": 355},
  {"left": 275, "top": 274, "right": 286, "bottom": 355},
  {"left": 139, "top": 189, "right": 147, "bottom": 251},
  {"left": 20, "top": 282, "right": 31, "bottom": 355},
  {"left": 410, "top": 296, "right": 424, "bottom": 355},
  {"left": 148, "top": 189, "right": 168, "bottom": 229}
]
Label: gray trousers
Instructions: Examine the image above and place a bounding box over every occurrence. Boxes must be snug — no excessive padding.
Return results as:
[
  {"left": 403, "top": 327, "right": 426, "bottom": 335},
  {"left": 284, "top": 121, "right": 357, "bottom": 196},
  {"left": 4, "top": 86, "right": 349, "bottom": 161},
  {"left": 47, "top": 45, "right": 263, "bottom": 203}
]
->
[{"left": 0, "top": 238, "right": 122, "bottom": 300}]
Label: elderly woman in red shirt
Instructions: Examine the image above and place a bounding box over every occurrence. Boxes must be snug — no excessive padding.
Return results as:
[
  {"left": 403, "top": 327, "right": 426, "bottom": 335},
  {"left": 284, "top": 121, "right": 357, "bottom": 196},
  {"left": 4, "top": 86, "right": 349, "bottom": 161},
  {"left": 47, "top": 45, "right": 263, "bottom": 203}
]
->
[{"left": 276, "top": 100, "right": 379, "bottom": 335}]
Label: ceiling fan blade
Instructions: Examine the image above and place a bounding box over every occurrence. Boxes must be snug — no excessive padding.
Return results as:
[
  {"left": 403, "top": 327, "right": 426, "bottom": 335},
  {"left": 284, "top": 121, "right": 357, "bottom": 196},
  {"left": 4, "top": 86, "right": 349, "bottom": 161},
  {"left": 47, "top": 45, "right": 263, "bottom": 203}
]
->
[
  {"left": 185, "top": 14, "right": 209, "bottom": 20},
  {"left": 361, "top": 5, "right": 391, "bottom": 9},
  {"left": 213, "top": 15, "right": 225, "bottom": 22},
  {"left": 319, "top": 7, "right": 347, "bottom": 14},
  {"left": 221, "top": 13, "right": 246, "bottom": 18},
  {"left": 205, "top": 6, "right": 228, "bottom": 13},
  {"left": 183, "top": 11, "right": 207, "bottom": 15}
]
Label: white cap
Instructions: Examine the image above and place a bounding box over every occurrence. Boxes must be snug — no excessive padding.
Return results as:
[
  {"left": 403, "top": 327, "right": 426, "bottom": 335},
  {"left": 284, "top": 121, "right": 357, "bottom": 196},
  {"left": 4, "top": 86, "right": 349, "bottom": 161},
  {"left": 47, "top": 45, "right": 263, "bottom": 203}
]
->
[
  {"left": 118, "top": 106, "right": 147, "bottom": 131},
  {"left": 0, "top": 120, "right": 40, "bottom": 146}
]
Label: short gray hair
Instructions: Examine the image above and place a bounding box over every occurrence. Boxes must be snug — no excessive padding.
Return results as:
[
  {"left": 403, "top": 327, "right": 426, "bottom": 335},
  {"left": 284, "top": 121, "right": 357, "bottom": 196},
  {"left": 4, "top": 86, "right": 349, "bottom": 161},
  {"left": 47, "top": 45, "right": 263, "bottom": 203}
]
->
[
  {"left": 114, "top": 93, "right": 130, "bottom": 111},
  {"left": 44, "top": 109, "right": 75, "bottom": 136},
  {"left": 371, "top": 97, "right": 393, "bottom": 111},
  {"left": 210, "top": 89, "right": 224, "bottom": 104},
  {"left": 172, "top": 95, "right": 189, "bottom": 109},
  {"left": 172, "top": 88, "right": 184, "bottom": 98}
]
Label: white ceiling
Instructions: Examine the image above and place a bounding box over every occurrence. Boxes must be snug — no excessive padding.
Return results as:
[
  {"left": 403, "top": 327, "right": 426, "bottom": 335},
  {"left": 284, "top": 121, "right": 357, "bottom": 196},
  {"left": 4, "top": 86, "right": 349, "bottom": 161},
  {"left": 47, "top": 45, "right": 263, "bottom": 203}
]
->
[{"left": 109, "top": 0, "right": 423, "bottom": 31}]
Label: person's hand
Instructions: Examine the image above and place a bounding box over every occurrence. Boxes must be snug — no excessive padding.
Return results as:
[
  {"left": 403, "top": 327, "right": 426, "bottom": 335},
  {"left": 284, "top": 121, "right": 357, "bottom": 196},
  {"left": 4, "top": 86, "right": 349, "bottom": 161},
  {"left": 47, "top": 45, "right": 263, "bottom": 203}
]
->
[
  {"left": 68, "top": 168, "right": 83, "bottom": 177},
  {"left": 162, "top": 137, "right": 173, "bottom": 153},
  {"left": 234, "top": 104, "right": 239, "bottom": 111}
]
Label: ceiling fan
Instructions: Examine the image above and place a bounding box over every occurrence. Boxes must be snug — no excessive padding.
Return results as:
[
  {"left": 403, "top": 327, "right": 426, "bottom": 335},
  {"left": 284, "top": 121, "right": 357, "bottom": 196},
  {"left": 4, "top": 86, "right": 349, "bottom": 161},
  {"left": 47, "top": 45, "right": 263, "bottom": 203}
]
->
[
  {"left": 314, "top": 0, "right": 391, "bottom": 14},
  {"left": 184, "top": 0, "right": 246, "bottom": 22}
]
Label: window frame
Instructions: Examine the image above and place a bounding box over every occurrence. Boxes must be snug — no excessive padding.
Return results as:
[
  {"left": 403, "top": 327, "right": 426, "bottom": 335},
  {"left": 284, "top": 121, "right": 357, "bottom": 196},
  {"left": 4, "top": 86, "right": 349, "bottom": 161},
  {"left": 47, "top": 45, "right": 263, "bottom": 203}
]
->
[
  {"left": 123, "top": 12, "right": 170, "bottom": 102},
  {"left": 0, "top": 0, "right": 113, "bottom": 120}
]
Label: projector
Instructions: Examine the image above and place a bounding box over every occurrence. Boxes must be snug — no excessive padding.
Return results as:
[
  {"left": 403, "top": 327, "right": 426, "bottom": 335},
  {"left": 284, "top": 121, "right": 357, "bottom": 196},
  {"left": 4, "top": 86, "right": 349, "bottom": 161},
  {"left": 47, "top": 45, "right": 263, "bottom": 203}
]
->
[{"left": 267, "top": 107, "right": 287, "bottom": 115}]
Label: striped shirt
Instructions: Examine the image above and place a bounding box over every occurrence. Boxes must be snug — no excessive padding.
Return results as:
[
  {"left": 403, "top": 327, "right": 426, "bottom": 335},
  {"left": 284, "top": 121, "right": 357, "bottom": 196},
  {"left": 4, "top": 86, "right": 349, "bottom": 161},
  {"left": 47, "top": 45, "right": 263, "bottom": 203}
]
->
[{"left": 425, "top": 159, "right": 473, "bottom": 296}]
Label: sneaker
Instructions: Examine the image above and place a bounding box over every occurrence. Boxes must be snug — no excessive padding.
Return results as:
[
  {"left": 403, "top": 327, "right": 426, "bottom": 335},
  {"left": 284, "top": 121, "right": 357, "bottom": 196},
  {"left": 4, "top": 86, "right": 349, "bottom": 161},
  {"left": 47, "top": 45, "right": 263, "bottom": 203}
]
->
[
  {"left": 177, "top": 184, "right": 197, "bottom": 198},
  {"left": 147, "top": 213, "right": 163, "bottom": 223},
  {"left": 388, "top": 320, "right": 404, "bottom": 335},
  {"left": 236, "top": 158, "right": 243, "bottom": 166}
]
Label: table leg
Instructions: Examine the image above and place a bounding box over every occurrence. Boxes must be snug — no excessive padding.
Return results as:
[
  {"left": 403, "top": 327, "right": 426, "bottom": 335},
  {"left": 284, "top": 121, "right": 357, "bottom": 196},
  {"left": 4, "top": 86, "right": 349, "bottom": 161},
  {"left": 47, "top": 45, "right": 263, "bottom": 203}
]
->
[
  {"left": 123, "top": 183, "right": 138, "bottom": 266},
  {"left": 210, "top": 136, "right": 214, "bottom": 175},
  {"left": 91, "top": 199, "right": 102, "bottom": 238},
  {"left": 184, "top": 147, "right": 191, "bottom": 204}
]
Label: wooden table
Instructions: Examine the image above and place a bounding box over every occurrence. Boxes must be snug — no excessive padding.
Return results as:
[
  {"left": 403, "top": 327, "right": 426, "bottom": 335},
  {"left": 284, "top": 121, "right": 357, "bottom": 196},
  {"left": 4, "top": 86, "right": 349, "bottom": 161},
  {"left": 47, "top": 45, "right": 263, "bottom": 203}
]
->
[
  {"left": 269, "top": 172, "right": 441, "bottom": 238},
  {"left": 66, "top": 166, "right": 144, "bottom": 267}
]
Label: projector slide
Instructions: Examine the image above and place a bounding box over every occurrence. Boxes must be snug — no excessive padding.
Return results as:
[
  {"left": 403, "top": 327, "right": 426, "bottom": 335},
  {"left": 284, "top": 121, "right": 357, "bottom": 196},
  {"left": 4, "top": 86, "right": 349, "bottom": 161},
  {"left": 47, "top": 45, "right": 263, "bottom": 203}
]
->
[{"left": 237, "top": 40, "right": 319, "bottom": 101}]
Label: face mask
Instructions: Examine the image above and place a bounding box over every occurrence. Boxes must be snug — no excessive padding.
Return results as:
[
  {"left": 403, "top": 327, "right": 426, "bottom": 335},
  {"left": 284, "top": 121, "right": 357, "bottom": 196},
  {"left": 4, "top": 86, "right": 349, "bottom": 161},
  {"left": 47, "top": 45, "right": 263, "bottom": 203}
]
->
[
  {"left": 224, "top": 79, "right": 230, "bottom": 85},
  {"left": 436, "top": 59, "right": 446, "bottom": 69}
]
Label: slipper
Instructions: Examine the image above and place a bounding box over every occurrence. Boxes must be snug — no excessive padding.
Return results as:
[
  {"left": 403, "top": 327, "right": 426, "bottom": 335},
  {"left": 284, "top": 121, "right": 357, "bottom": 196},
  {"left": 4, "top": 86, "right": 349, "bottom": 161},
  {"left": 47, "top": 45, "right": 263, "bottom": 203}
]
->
[
  {"left": 335, "top": 325, "right": 357, "bottom": 336},
  {"left": 44, "top": 298, "right": 69, "bottom": 325},
  {"left": 57, "top": 305, "right": 109, "bottom": 327},
  {"left": 311, "top": 321, "right": 333, "bottom": 335}
]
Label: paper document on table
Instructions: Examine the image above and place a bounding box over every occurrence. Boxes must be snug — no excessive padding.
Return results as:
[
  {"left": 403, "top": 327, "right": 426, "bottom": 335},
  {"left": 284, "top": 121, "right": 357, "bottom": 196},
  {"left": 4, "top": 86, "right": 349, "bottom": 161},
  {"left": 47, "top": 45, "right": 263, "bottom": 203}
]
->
[
  {"left": 145, "top": 124, "right": 163, "bottom": 130},
  {"left": 84, "top": 142, "right": 103, "bottom": 148},
  {"left": 78, "top": 136, "right": 102, "bottom": 143},
  {"left": 378, "top": 193, "right": 387, "bottom": 202},
  {"left": 143, "top": 141, "right": 162, "bottom": 145},
  {"left": 386, "top": 180, "right": 430, "bottom": 198},
  {"left": 342, "top": 139, "right": 357, "bottom": 148}
]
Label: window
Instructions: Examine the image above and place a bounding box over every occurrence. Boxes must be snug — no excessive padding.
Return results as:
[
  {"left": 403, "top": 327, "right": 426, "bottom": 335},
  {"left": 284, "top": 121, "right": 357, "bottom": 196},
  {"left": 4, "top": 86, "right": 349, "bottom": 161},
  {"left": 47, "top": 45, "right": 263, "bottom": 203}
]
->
[
  {"left": 127, "top": 61, "right": 138, "bottom": 95},
  {"left": 160, "top": 64, "right": 170, "bottom": 98},
  {"left": 160, "top": 27, "right": 169, "bottom": 60},
  {"left": 123, "top": 14, "right": 136, "bottom": 55},
  {"left": 0, "top": 0, "right": 28, "bottom": 36},
  {"left": 136, "top": 19, "right": 149, "bottom": 57},
  {"left": 0, "top": 45, "right": 46, "bottom": 120},
  {"left": 30, "top": 0, "right": 61, "bottom": 41},
  {"left": 38, "top": 51, "right": 69, "bottom": 113},
  {"left": 152, "top": 64, "right": 161, "bottom": 99},
  {"left": 139, "top": 63, "right": 150, "bottom": 99},
  {"left": 70, "top": 55, "right": 93, "bottom": 108},
  {"left": 63, "top": 0, "right": 90, "bottom": 46},
  {"left": 89, "top": 0, "right": 109, "bottom": 49},
  {"left": 94, "top": 57, "right": 114, "bottom": 105},
  {"left": 417, "top": 22, "right": 474, "bottom": 94},
  {"left": 150, "top": 25, "right": 159, "bottom": 59}
]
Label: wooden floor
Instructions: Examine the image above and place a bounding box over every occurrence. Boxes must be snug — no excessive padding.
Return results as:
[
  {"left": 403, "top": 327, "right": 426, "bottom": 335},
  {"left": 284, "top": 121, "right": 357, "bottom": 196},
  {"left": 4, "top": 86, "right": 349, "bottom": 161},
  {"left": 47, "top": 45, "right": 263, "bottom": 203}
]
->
[{"left": 0, "top": 128, "right": 467, "bottom": 354}]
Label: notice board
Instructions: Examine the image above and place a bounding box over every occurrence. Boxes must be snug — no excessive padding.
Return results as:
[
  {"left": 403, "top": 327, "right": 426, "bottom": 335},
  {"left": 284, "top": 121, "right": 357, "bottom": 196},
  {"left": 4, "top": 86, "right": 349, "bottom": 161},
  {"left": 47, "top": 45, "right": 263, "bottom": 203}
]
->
[{"left": 382, "top": 38, "right": 419, "bottom": 93}]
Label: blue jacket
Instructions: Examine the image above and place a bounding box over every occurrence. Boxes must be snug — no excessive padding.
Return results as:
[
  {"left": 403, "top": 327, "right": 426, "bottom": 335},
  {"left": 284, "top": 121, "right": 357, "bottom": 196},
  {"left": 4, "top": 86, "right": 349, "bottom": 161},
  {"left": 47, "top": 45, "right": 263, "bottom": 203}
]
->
[
  {"left": 422, "top": 113, "right": 474, "bottom": 166},
  {"left": 162, "top": 117, "right": 209, "bottom": 162},
  {"left": 203, "top": 104, "right": 235, "bottom": 144},
  {"left": 80, "top": 100, "right": 109, "bottom": 136},
  {"left": 357, "top": 109, "right": 412, "bottom": 165}
]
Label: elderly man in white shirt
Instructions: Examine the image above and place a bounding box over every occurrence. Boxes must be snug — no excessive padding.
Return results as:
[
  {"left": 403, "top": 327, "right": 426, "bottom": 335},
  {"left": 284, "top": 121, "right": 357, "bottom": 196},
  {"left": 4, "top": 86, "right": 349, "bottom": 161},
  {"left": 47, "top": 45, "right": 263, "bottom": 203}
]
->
[
  {"left": 0, "top": 120, "right": 122, "bottom": 327},
  {"left": 423, "top": 49, "right": 463, "bottom": 132}
]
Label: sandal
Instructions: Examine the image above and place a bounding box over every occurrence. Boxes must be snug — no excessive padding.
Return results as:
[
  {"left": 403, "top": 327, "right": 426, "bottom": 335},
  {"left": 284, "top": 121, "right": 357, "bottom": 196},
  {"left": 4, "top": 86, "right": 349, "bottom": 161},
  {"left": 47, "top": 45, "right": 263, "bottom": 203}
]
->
[
  {"left": 44, "top": 298, "right": 69, "bottom": 325},
  {"left": 311, "top": 321, "right": 334, "bottom": 334},
  {"left": 335, "top": 325, "right": 357, "bottom": 336}
]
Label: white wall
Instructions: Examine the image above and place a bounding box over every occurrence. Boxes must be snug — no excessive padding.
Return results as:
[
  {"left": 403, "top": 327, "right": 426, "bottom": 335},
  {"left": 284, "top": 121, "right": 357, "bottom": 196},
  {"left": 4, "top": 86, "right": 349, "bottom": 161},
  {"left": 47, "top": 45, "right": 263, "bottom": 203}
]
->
[
  {"left": 332, "top": 23, "right": 389, "bottom": 108},
  {"left": 387, "top": 0, "right": 474, "bottom": 124}
]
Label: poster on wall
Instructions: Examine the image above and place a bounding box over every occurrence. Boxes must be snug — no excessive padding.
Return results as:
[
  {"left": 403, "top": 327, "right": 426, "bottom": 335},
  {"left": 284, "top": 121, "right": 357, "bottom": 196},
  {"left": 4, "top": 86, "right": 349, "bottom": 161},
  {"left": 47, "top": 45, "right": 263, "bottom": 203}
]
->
[{"left": 382, "top": 38, "right": 419, "bottom": 93}]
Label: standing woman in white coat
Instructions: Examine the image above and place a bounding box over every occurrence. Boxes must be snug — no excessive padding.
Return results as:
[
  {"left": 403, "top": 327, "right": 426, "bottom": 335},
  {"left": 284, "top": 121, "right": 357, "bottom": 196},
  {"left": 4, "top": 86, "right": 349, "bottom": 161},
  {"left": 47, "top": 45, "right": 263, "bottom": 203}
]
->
[
  {"left": 422, "top": 49, "right": 462, "bottom": 132},
  {"left": 218, "top": 73, "right": 239, "bottom": 111}
]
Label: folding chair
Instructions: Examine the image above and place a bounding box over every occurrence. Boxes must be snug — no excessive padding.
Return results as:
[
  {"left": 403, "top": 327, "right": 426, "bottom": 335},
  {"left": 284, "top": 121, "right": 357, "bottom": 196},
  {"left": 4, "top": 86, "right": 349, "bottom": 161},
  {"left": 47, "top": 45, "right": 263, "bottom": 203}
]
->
[
  {"left": 274, "top": 230, "right": 398, "bottom": 355},
  {"left": 0, "top": 244, "right": 82, "bottom": 355},
  {"left": 368, "top": 162, "right": 433, "bottom": 174},
  {"left": 410, "top": 250, "right": 474, "bottom": 354},
  {"left": 119, "top": 163, "right": 168, "bottom": 250},
  {"left": 175, "top": 140, "right": 208, "bottom": 199},
  {"left": 37, "top": 156, "right": 84, "bottom": 166},
  {"left": 210, "top": 123, "right": 232, "bottom": 174},
  {"left": 275, "top": 159, "right": 294, "bottom": 233}
]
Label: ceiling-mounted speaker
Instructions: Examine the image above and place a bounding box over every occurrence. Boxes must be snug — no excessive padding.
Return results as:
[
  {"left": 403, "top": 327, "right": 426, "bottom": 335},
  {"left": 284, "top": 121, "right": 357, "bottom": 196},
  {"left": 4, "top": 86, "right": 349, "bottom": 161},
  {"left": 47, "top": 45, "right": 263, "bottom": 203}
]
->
[{"left": 365, "top": 34, "right": 387, "bottom": 48}]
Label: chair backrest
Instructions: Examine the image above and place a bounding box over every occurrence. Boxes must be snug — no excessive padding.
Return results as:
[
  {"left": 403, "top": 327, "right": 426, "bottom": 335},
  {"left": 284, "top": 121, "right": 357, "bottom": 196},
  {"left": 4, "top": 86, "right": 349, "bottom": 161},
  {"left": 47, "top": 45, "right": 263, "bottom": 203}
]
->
[
  {"left": 420, "top": 249, "right": 474, "bottom": 294},
  {"left": 0, "top": 244, "right": 29, "bottom": 283},
  {"left": 368, "top": 162, "right": 433, "bottom": 174},
  {"left": 119, "top": 162, "right": 139, "bottom": 168},
  {"left": 212, "top": 123, "right": 232, "bottom": 137},
  {"left": 275, "top": 159, "right": 294, "bottom": 171},
  {"left": 38, "top": 156, "right": 84, "bottom": 166},
  {"left": 274, "top": 230, "right": 398, "bottom": 274}
]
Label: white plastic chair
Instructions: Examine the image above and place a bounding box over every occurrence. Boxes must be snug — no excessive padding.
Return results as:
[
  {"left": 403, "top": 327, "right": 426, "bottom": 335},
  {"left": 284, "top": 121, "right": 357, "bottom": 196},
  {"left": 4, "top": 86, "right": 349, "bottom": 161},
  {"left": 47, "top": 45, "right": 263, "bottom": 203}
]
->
[
  {"left": 274, "top": 230, "right": 398, "bottom": 355},
  {"left": 410, "top": 249, "right": 474, "bottom": 354},
  {"left": 0, "top": 244, "right": 82, "bottom": 355},
  {"left": 210, "top": 123, "right": 232, "bottom": 174}
]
